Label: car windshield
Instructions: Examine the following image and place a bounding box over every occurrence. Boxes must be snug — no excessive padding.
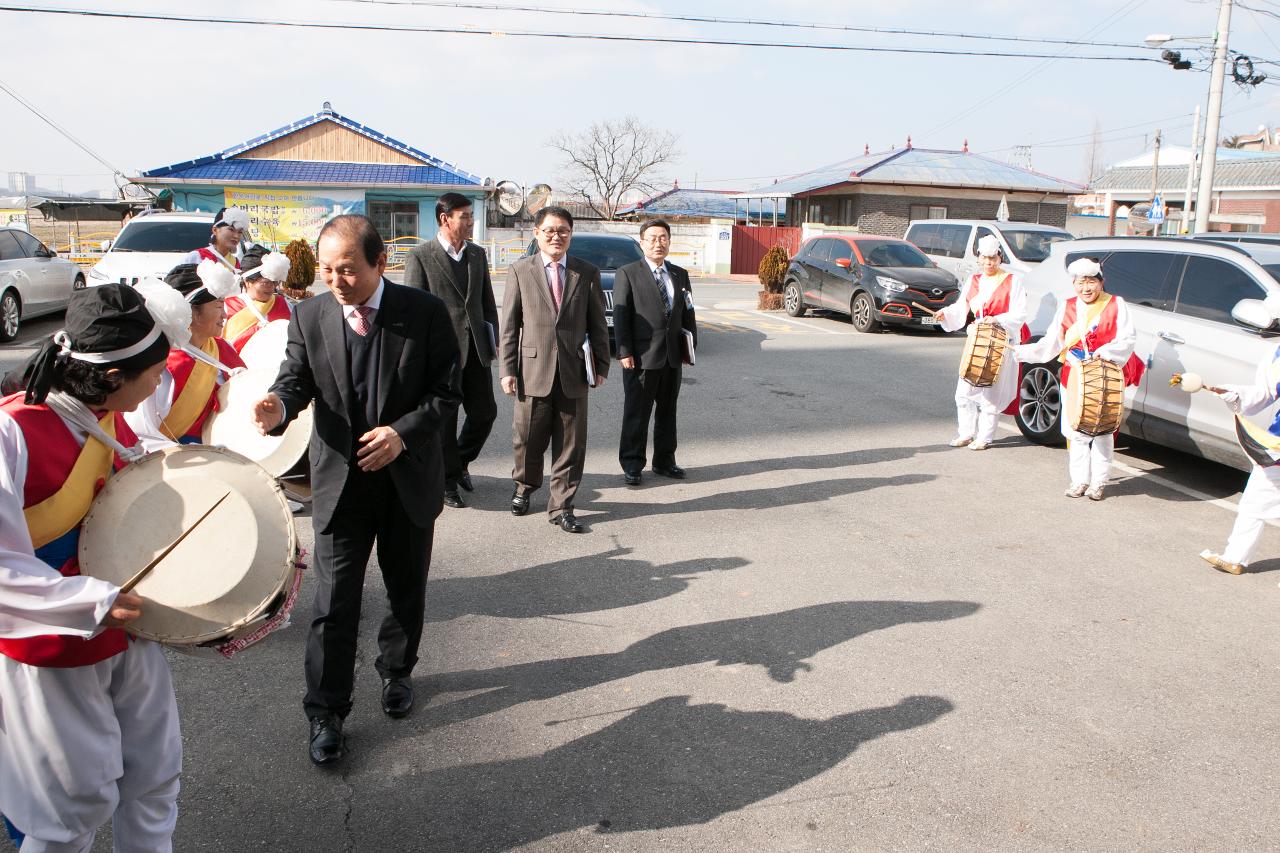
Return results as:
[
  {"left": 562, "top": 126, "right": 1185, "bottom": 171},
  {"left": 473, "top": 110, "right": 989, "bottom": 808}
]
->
[
  {"left": 857, "top": 240, "right": 931, "bottom": 268},
  {"left": 566, "top": 237, "right": 644, "bottom": 270},
  {"left": 1001, "top": 229, "right": 1072, "bottom": 262},
  {"left": 1262, "top": 264, "right": 1280, "bottom": 286},
  {"left": 112, "top": 220, "right": 211, "bottom": 253}
]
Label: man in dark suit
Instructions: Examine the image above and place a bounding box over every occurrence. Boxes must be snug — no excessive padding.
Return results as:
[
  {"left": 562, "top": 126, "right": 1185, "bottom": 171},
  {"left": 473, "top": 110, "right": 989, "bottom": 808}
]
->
[
  {"left": 499, "top": 206, "right": 610, "bottom": 533},
  {"left": 252, "top": 214, "right": 460, "bottom": 766},
  {"left": 613, "top": 218, "right": 697, "bottom": 485},
  {"left": 403, "top": 193, "right": 499, "bottom": 508}
]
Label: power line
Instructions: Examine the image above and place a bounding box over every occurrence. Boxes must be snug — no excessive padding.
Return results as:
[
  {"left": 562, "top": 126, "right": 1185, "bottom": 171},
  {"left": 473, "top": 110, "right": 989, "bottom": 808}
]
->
[
  {"left": 318, "top": 0, "right": 1162, "bottom": 50},
  {"left": 0, "top": 75, "right": 126, "bottom": 180},
  {"left": 0, "top": 5, "right": 1164, "bottom": 61}
]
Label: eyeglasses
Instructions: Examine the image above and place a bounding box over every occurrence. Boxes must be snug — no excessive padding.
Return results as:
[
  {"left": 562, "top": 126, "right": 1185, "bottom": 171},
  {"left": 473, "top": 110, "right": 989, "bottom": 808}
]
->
[
  {"left": 539, "top": 227, "right": 572, "bottom": 237},
  {"left": 642, "top": 234, "right": 671, "bottom": 244}
]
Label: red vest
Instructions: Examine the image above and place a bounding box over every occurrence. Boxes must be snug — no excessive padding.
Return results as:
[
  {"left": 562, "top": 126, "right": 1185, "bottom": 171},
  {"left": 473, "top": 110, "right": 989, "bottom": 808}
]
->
[
  {"left": 196, "top": 246, "right": 239, "bottom": 269},
  {"left": 166, "top": 339, "right": 246, "bottom": 439},
  {"left": 1059, "top": 296, "right": 1146, "bottom": 387},
  {"left": 0, "top": 396, "right": 137, "bottom": 667},
  {"left": 223, "top": 294, "right": 291, "bottom": 352},
  {"left": 965, "top": 273, "right": 1016, "bottom": 318}
]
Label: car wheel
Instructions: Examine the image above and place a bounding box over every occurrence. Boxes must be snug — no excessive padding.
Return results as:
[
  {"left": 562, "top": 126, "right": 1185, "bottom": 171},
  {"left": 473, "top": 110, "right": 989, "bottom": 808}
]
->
[
  {"left": 783, "top": 281, "right": 806, "bottom": 317},
  {"left": 0, "top": 291, "right": 20, "bottom": 343},
  {"left": 850, "top": 292, "right": 881, "bottom": 333},
  {"left": 1015, "top": 362, "right": 1065, "bottom": 446},
  {"left": 73, "top": 274, "right": 86, "bottom": 290}
]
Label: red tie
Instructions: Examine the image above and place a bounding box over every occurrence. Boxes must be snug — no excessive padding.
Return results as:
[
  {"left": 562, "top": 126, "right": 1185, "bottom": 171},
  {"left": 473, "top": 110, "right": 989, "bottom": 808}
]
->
[
  {"left": 351, "top": 306, "right": 371, "bottom": 336},
  {"left": 548, "top": 261, "right": 563, "bottom": 311}
]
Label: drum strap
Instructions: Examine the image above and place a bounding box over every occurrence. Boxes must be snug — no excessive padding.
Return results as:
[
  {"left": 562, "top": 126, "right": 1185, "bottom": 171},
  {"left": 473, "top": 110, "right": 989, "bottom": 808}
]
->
[
  {"left": 224, "top": 295, "right": 275, "bottom": 343},
  {"left": 162, "top": 339, "right": 223, "bottom": 439},
  {"left": 1061, "top": 295, "right": 1112, "bottom": 360},
  {"left": 23, "top": 412, "right": 117, "bottom": 549}
]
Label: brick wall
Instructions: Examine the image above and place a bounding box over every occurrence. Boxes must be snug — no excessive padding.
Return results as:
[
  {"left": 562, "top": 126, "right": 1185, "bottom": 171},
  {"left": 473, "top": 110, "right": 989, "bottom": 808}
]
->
[
  {"left": 1217, "top": 198, "right": 1280, "bottom": 232},
  {"left": 852, "top": 194, "right": 1068, "bottom": 238}
]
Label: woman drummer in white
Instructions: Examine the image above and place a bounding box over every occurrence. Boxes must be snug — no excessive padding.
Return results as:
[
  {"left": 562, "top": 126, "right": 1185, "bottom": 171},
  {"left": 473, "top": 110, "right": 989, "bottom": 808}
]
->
[
  {"left": 1014, "top": 258, "right": 1140, "bottom": 501},
  {"left": 936, "top": 234, "right": 1028, "bottom": 451}
]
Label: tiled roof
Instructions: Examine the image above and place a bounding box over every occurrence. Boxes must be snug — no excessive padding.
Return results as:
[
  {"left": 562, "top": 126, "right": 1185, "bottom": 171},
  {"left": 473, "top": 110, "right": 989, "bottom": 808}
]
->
[
  {"left": 1091, "top": 157, "right": 1280, "bottom": 191},
  {"left": 741, "top": 147, "right": 1084, "bottom": 197},
  {"left": 141, "top": 159, "right": 475, "bottom": 186},
  {"left": 141, "top": 107, "right": 481, "bottom": 186},
  {"left": 617, "top": 187, "right": 783, "bottom": 218}
]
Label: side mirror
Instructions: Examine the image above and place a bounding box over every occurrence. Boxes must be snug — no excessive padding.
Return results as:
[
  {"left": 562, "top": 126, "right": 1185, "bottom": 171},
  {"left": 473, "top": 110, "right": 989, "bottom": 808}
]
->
[
  {"left": 1232, "top": 298, "right": 1276, "bottom": 330},
  {"left": 835, "top": 257, "right": 852, "bottom": 269}
]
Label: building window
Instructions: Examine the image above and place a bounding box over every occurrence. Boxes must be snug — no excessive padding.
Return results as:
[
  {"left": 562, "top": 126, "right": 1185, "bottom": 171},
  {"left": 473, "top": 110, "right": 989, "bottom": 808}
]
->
[
  {"left": 909, "top": 204, "right": 947, "bottom": 221},
  {"left": 368, "top": 201, "right": 419, "bottom": 241}
]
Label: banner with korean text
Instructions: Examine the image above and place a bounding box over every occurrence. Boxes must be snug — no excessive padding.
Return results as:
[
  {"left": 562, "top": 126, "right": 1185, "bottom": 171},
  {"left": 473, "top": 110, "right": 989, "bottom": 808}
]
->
[{"left": 223, "top": 188, "right": 365, "bottom": 246}]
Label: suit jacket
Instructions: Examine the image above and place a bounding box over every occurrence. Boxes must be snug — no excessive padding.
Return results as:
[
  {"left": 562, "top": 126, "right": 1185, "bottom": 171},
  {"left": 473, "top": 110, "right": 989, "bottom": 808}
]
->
[
  {"left": 269, "top": 280, "right": 461, "bottom": 533},
  {"left": 402, "top": 239, "right": 498, "bottom": 368},
  {"left": 613, "top": 259, "right": 698, "bottom": 370},
  {"left": 499, "top": 254, "right": 610, "bottom": 399}
]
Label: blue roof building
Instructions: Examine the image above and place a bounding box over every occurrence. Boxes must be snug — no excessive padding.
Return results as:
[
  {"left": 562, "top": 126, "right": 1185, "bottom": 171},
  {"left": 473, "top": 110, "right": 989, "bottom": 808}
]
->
[
  {"left": 737, "top": 141, "right": 1084, "bottom": 237},
  {"left": 135, "top": 103, "right": 490, "bottom": 247},
  {"left": 617, "top": 184, "right": 786, "bottom": 223}
]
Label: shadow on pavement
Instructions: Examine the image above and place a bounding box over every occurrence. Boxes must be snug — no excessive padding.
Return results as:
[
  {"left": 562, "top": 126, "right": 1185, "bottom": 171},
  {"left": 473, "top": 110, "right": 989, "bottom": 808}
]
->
[
  {"left": 411, "top": 693, "right": 953, "bottom": 852},
  {"left": 427, "top": 546, "right": 749, "bottom": 622},
  {"left": 423, "top": 599, "right": 979, "bottom": 728},
  {"left": 682, "top": 444, "right": 950, "bottom": 482}
]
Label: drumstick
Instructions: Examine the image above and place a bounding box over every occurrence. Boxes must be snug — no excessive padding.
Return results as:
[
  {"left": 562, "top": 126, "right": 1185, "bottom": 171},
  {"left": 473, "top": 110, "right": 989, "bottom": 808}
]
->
[
  {"left": 910, "top": 301, "right": 939, "bottom": 318},
  {"left": 118, "top": 491, "right": 231, "bottom": 593}
]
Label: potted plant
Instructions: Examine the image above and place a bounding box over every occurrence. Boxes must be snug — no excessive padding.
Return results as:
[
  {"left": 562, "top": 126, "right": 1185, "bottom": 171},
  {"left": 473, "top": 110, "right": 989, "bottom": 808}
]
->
[
  {"left": 757, "top": 245, "right": 790, "bottom": 310},
  {"left": 282, "top": 238, "right": 317, "bottom": 301}
]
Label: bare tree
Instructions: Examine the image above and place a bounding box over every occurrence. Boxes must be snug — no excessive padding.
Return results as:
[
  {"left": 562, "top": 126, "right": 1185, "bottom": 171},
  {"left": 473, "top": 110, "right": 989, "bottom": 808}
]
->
[{"left": 548, "top": 116, "right": 680, "bottom": 220}]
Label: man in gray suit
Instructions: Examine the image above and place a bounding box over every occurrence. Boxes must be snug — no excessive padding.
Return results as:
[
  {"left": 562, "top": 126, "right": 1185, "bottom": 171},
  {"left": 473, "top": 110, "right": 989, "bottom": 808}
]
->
[
  {"left": 499, "top": 206, "right": 610, "bottom": 533},
  {"left": 403, "top": 192, "right": 499, "bottom": 508}
]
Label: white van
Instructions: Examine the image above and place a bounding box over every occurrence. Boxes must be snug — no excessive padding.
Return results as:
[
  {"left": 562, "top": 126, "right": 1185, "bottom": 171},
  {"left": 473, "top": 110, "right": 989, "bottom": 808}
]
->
[
  {"left": 903, "top": 220, "right": 1073, "bottom": 282},
  {"left": 88, "top": 211, "right": 217, "bottom": 286}
]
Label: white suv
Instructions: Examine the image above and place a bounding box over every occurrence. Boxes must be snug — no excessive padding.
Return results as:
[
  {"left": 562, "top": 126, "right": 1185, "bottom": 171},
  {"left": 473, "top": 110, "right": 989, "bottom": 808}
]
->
[
  {"left": 88, "top": 211, "right": 216, "bottom": 286},
  {"left": 904, "top": 220, "right": 1073, "bottom": 281},
  {"left": 1016, "top": 236, "right": 1280, "bottom": 470}
]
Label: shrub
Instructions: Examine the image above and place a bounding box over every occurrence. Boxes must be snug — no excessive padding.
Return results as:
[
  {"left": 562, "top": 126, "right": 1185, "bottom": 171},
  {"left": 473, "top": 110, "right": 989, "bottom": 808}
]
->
[
  {"left": 282, "top": 238, "right": 317, "bottom": 300},
  {"left": 757, "top": 245, "right": 790, "bottom": 294}
]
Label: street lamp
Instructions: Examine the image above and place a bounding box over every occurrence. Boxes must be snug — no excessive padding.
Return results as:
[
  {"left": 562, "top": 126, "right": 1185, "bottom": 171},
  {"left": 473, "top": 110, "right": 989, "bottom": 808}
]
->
[{"left": 1146, "top": 0, "right": 1234, "bottom": 233}]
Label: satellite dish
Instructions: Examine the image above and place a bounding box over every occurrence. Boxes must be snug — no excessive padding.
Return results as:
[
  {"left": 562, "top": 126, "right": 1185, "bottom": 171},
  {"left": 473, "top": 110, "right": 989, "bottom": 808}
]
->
[
  {"left": 526, "top": 183, "right": 553, "bottom": 213},
  {"left": 495, "top": 180, "right": 523, "bottom": 216}
]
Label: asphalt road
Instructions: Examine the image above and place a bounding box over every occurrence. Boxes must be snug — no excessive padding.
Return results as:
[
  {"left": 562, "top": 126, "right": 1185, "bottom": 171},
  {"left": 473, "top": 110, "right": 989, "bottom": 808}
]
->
[{"left": 4, "top": 280, "right": 1278, "bottom": 852}]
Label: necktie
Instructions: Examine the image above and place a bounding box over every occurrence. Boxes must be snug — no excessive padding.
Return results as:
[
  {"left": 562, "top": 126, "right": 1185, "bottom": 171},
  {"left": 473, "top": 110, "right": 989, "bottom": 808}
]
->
[
  {"left": 654, "top": 267, "right": 672, "bottom": 317},
  {"left": 548, "top": 262, "right": 563, "bottom": 311},
  {"left": 351, "top": 305, "right": 372, "bottom": 336}
]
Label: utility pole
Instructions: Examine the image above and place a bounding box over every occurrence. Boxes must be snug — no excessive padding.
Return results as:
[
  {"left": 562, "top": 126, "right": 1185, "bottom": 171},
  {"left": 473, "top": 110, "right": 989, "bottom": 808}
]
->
[
  {"left": 1194, "top": 0, "right": 1233, "bottom": 232},
  {"left": 1183, "top": 105, "right": 1201, "bottom": 233},
  {"left": 1150, "top": 130, "right": 1161, "bottom": 234}
]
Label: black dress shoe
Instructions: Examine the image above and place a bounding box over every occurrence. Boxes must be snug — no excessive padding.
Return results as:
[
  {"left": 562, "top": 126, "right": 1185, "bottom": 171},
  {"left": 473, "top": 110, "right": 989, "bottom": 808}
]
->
[
  {"left": 443, "top": 489, "right": 466, "bottom": 508},
  {"left": 550, "top": 511, "right": 584, "bottom": 533},
  {"left": 308, "top": 715, "right": 345, "bottom": 766},
  {"left": 458, "top": 470, "right": 474, "bottom": 492},
  {"left": 652, "top": 464, "right": 686, "bottom": 479},
  {"left": 381, "top": 677, "right": 414, "bottom": 718},
  {"left": 623, "top": 470, "right": 642, "bottom": 486},
  {"left": 511, "top": 491, "right": 530, "bottom": 516}
]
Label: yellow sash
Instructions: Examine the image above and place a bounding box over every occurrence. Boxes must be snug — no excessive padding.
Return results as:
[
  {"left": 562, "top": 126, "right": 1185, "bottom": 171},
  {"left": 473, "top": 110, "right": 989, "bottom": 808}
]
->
[
  {"left": 223, "top": 295, "right": 276, "bottom": 343},
  {"left": 161, "top": 338, "right": 220, "bottom": 439},
  {"left": 1060, "top": 294, "right": 1111, "bottom": 359},
  {"left": 23, "top": 414, "right": 116, "bottom": 549}
]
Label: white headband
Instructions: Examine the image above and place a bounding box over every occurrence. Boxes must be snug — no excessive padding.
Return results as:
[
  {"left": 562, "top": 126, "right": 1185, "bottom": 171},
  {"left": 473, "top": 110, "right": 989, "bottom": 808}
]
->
[{"left": 52, "top": 325, "right": 162, "bottom": 364}]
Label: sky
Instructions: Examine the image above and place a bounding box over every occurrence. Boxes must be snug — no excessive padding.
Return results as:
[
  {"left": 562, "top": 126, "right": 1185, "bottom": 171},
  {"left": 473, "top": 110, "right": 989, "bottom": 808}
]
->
[{"left": 3, "top": 0, "right": 1280, "bottom": 198}]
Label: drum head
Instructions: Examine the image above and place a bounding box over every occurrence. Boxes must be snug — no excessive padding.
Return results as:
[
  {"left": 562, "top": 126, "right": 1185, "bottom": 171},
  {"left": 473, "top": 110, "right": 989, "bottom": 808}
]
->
[
  {"left": 79, "top": 446, "right": 296, "bottom": 645},
  {"left": 238, "top": 319, "right": 290, "bottom": 370},
  {"left": 203, "top": 367, "right": 312, "bottom": 478}
]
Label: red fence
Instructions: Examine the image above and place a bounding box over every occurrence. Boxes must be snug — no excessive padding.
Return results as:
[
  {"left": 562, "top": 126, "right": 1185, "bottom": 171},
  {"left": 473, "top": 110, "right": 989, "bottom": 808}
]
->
[{"left": 730, "top": 225, "right": 802, "bottom": 275}]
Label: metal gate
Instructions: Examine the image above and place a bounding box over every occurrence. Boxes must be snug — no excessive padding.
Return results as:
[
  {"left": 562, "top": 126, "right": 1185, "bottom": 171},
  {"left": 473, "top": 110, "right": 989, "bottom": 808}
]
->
[{"left": 730, "top": 225, "right": 802, "bottom": 275}]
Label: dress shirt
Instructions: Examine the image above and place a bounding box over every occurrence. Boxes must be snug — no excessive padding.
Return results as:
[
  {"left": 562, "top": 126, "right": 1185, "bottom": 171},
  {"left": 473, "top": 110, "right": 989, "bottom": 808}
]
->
[
  {"left": 437, "top": 233, "right": 466, "bottom": 263},
  {"left": 342, "top": 278, "right": 386, "bottom": 331},
  {"left": 646, "top": 258, "right": 676, "bottom": 306},
  {"left": 540, "top": 253, "right": 567, "bottom": 289}
]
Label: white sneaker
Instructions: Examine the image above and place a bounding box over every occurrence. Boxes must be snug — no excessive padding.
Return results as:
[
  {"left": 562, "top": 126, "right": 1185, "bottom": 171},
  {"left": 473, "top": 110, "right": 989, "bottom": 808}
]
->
[
  {"left": 969, "top": 441, "right": 990, "bottom": 451},
  {"left": 1085, "top": 486, "right": 1105, "bottom": 501},
  {"left": 1200, "top": 549, "right": 1244, "bottom": 575},
  {"left": 1064, "top": 483, "right": 1087, "bottom": 498},
  {"left": 949, "top": 436, "right": 974, "bottom": 448}
]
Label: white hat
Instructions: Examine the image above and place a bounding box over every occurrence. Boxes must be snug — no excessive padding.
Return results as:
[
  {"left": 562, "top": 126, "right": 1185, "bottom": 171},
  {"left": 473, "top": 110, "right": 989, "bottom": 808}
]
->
[
  {"left": 214, "top": 207, "right": 250, "bottom": 232},
  {"left": 976, "top": 235, "right": 1002, "bottom": 257},
  {"left": 1066, "top": 258, "right": 1103, "bottom": 279}
]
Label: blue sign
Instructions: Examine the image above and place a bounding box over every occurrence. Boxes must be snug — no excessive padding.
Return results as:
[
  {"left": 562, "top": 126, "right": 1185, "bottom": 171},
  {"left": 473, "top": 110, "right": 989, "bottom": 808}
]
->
[{"left": 1150, "top": 195, "right": 1166, "bottom": 225}]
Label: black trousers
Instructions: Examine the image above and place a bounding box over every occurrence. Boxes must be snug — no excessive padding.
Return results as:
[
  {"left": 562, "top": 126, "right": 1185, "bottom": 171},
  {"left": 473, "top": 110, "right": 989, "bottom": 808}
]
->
[
  {"left": 304, "top": 467, "right": 435, "bottom": 719},
  {"left": 619, "top": 363, "right": 682, "bottom": 472},
  {"left": 442, "top": 334, "right": 497, "bottom": 489}
]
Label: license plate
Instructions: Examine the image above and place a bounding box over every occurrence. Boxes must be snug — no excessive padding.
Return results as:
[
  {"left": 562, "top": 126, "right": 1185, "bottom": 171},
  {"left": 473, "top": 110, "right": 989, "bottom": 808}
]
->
[{"left": 919, "top": 316, "right": 938, "bottom": 326}]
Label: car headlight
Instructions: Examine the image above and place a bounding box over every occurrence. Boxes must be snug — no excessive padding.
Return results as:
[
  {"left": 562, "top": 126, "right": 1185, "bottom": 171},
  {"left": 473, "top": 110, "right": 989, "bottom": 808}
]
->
[
  {"left": 88, "top": 267, "right": 109, "bottom": 281},
  {"left": 877, "top": 276, "right": 907, "bottom": 293}
]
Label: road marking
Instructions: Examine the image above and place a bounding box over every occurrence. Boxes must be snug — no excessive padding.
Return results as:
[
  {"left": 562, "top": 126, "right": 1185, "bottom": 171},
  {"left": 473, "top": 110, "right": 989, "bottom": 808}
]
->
[{"left": 747, "top": 310, "right": 841, "bottom": 334}]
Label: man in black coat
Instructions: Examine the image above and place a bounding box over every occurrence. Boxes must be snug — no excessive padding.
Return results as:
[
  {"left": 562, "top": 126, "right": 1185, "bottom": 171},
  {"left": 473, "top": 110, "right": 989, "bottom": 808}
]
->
[
  {"left": 252, "top": 214, "right": 460, "bottom": 766},
  {"left": 612, "top": 219, "right": 697, "bottom": 486},
  {"left": 402, "top": 192, "right": 499, "bottom": 508}
]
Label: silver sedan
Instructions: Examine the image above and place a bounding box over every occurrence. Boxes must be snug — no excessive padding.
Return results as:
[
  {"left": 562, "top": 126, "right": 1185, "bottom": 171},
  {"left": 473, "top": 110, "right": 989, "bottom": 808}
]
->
[{"left": 0, "top": 227, "right": 86, "bottom": 342}]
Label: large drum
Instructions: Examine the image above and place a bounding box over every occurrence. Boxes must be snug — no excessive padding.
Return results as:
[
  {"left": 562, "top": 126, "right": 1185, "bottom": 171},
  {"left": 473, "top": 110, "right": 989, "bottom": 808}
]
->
[
  {"left": 78, "top": 446, "right": 299, "bottom": 651},
  {"left": 958, "top": 321, "right": 1008, "bottom": 387},
  {"left": 237, "top": 318, "right": 290, "bottom": 370},
  {"left": 203, "top": 367, "right": 312, "bottom": 480},
  {"left": 1067, "top": 357, "right": 1125, "bottom": 436}
]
